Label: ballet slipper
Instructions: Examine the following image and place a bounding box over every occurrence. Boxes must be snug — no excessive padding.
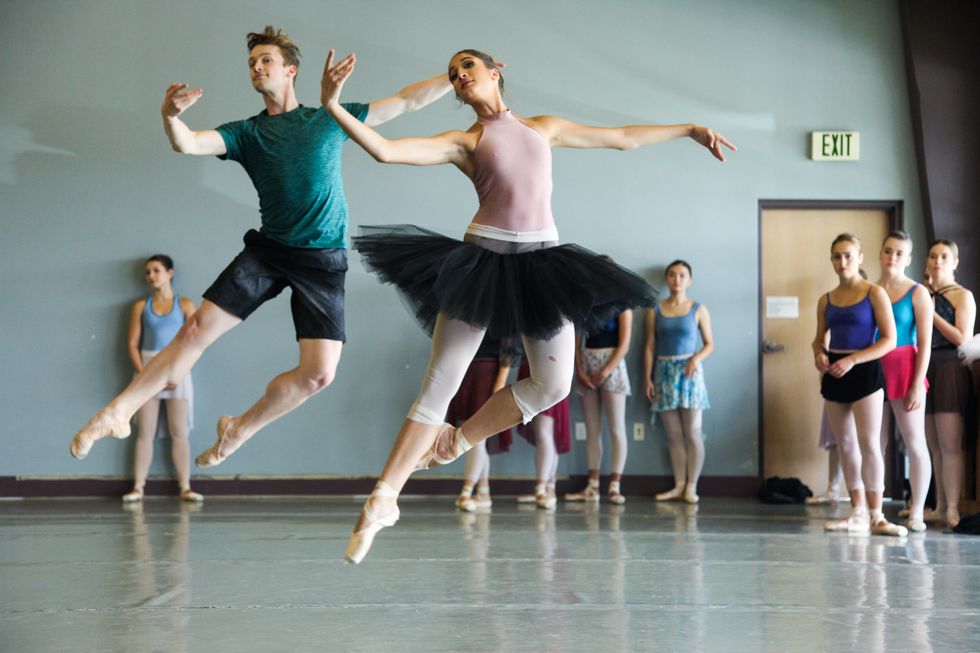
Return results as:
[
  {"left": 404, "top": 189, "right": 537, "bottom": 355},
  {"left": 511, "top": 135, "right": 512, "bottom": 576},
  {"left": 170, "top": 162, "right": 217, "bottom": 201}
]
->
[
  {"left": 871, "top": 516, "right": 908, "bottom": 537},
  {"left": 70, "top": 412, "right": 131, "bottom": 460},
  {"left": 825, "top": 508, "right": 870, "bottom": 534},
  {"left": 682, "top": 489, "right": 700, "bottom": 505},
  {"left": 655, "top": 486, "right": 685, "bottom": 502},
  {"left": 516, "top": 494, "right": 538, "bottom": 504},
  {"left": 414, "top": 423, "right": 472, "bottom": 471},
  {"left": 345, "top": 481, "right": 400, "bottom": 564},
  {"left": 180, "top": 489, "right": 204, "bottom": 503},
  {"left": 907, "top": 517, "right": 927, "bottom": 533},
  {"left": 805, "top": 492, "right": 839, "bottom": 505},
  {"left": 535, "top": 489, "right": 557, "bottom": 510},
  {"left": 195, "top": 416, "right": 240, "bottom": 468},
  {"left": 121, "top": 488, "right": 144, "bottom": 503},
  {"left": 471, "top": 492, "right": 492, "bottom": 509},
  {"left": 565, "top": 481, "right": 600, "bottom": 502},
  {"left": 607, "top": 480, "right": 626, "bottom": 505}
]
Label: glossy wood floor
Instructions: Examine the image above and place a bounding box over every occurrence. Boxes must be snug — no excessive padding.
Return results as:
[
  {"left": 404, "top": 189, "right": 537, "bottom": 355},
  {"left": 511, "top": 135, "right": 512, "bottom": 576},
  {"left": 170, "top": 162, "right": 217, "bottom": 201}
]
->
[{"left": 2, "top": 497, "right": 978, "bottom": 652}]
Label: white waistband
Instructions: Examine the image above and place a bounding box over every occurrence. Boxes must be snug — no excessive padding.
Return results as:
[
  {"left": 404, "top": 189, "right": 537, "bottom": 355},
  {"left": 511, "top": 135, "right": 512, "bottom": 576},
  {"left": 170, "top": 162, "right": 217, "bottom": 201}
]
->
[{"left": 465, "top": 222, "right": 560, "bottom": 243}]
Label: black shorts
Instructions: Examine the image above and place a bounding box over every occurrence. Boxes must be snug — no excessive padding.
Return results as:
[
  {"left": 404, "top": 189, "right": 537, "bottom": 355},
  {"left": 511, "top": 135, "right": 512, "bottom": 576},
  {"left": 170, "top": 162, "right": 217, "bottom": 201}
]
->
[
  {"left": 926, "top": 347, "right": 972, "bottom": 414},
  {"left": 203, "top": 230, "right": 348, "bottom": 342},
  {"left": 821, "top": 352, "right": 884, "bottom": 403}
]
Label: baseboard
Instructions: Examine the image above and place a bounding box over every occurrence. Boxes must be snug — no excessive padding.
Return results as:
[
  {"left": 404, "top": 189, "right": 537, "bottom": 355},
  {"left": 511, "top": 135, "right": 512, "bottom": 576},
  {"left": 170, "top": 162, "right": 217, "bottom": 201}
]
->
[{"left": 0, "top": 474, "right": 764, "bottom": 498}]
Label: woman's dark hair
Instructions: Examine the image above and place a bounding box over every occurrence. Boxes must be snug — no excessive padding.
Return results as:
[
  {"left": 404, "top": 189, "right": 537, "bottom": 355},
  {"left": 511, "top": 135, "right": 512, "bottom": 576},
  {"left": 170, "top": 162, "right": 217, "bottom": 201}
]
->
[
  {"left": 929, "top": 238, "right": 959, "bottom": 259},
  {"left": 450, "top": 49, "right": 504, "bottom": 95},
  {"left": 882, "top": 230, "right": 912, "bottom": 251},
  {"left": 665, "top": 259, "right": 692, "bottom": 277},
  {"left": 145, "top": 254, "right": 174, "bottom": 271}
]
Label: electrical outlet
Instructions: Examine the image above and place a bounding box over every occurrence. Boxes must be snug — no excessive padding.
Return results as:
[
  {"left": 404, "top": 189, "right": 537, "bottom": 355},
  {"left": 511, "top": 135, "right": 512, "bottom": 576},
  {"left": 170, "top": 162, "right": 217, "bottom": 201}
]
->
[
  {"left": 575, "top": 422, "right": 587, "bottom": 441},
  {"left": 633, "top": 422, "right": 645, "bottom": 441}
]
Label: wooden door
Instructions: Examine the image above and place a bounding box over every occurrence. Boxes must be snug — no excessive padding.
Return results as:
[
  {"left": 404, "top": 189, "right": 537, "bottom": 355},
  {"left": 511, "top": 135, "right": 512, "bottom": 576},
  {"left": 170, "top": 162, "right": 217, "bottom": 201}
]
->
[{"left": 761, "top": 207, "right": 892, "bottom": 495}]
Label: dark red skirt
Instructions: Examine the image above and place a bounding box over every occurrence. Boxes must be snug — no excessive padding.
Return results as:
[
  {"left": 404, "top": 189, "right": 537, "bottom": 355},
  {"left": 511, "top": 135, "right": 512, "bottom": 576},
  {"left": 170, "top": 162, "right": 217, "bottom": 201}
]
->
[
  {"left": 514, "top": 363, "right": 571, "bottom": 454},
  {"left": 446, "top": 358, "right": 512, "bottom": 454}
]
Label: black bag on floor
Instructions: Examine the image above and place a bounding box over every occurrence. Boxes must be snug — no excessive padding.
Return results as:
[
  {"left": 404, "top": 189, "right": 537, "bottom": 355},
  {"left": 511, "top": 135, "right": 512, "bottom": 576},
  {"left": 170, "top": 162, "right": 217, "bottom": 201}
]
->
[
  {"left": 759, "top": 476, "right": 813, "bottom": 504},
  {"left": 953, "top": 513, "right": 980, "bottom": 535}
]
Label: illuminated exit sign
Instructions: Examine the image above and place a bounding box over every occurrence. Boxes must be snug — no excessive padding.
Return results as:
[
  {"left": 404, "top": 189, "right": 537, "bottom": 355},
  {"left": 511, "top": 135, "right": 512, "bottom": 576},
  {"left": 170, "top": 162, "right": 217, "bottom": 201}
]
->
[{"left": 811, "top": 131, "right": 860, "bottom": 161}]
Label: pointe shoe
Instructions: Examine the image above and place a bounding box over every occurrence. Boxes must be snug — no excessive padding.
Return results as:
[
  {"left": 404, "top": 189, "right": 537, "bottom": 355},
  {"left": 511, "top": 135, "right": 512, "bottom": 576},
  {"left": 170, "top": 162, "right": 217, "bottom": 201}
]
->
[
  {"left": 180, "top": 489, "right": 204, "bottom": 503},
  {"left": 414, "top": 423, "right": 473, "bottom": 471},
  {"left": 682, "top": 489, "right": 700, "bottom": 505},
  {"left": 195, "top": 416, "right": 239, "bottom": 468},
  {"left": 607, "top": 480, "right": 626, "bottom": 505},
  {"left": 655, "top": 486, "right": 685, "bottom": 502},
  {"left": 471, "top": 492, "right": 492, "bottom": 509},
  {"left": 121, "top": 488, "right": 144, "bottom": 503},
  {"left": 907, "top": 517, "right": 927, "bottom": 533},
  {"left": 516, "top": 494, "right": 537, "bottom": 504},
  {"left": 70, "top": 412, "right": 131, "bottom": 460},
  {"left": 456, "top": 493, "right": 476, "bottom": 512},
  {"left": 536, "top": 492, "right": 557, "bottom": 510},
  {"left": 565, "top": 482, "right": 600, "bottom": 502},
  {"left": 871, "top": 516, "right": 908, "bottom": 537},
  {"left": 345, "top": 481, "right": 400, "bottom": 564},
  {"left": 825, "top": 508, "right": 870, "bottom": 534},
  {"left": 805, "top": 491, "right": 839, "bottom": 505}
]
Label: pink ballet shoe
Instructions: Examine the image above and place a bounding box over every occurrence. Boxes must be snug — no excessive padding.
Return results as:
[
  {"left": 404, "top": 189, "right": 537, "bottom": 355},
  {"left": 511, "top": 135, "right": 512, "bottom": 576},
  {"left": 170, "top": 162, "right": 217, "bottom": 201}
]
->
[
  {"left": 607, "top": 480, "right": 626, "bottom": 505},
  {"left": 195, "top": 416, "right": 240, "bottom": 468},
  {"left": 565, "top": 481, "right": 600, "bottom": 502},
  {"left": 414, "top": 423, "right": 473, "bottom": 471},
  {"left": 70, "top": 412, "right": 131, "bottom": 460},
  {"left": 121, "top": 488, "right": 144, "bottom": 503},
  {"left": 180, "top": 489, "right": 204, "bottom": 503},
  {"left": 655, "top": 486, "right": 685, "bottom": 502},
  {"left": 345, "top": 481, "right": 400, "bottom": 564},
  {"left": 871, "top": 516, "right": 908, "bottom": 537}
]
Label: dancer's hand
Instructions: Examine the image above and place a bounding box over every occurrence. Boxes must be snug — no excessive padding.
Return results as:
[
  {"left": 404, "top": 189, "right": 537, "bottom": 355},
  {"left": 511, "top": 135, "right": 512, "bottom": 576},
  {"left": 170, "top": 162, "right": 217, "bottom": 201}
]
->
[
  {"left": 577, "top": 369, "right": 596, "bottom": 390},
  {"left": 691, "top": 125, "right": 736, "bottom": 162},
  {"left": 162, "top": 83, "right": 203, "bottom": 118},
  {"left": 683, "top": 359, "right": 699, "bottom": 379},
  {"left": 904, "top": 383, "right": 925, "bottom": 412},
  {"left": 644, "top": 379, "right": 656, "bottom": 402},
  {"left": 590, "top": 370, "right": 610, "bottom": 387},
  {"left": 814, "top": 352, "right": 830, "bottom": 374},
  {"left": 321, "top": 49, "right": 355, "bottom": 109},
  {"left": 828, "top": 356, "right": 855, "bottom": 378}
]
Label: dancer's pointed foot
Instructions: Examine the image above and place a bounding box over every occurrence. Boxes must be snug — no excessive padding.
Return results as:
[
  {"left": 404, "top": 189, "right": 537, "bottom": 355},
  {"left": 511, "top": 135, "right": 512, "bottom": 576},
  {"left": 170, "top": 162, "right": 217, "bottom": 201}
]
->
[
  {"left": 415, "top": 423, "right": 473, "bottom": 471},
  {"left": 71, "top": 410, "right": 131, "bottom": 459},
  {"left": 195, "top": 416, "right": 244, "bottom": 468},
  {"left": 655, "top": 485, "right": 685, "bottom": 501},
  {"left": 345, "top": 481, "right": 400, "bottom": 564}
]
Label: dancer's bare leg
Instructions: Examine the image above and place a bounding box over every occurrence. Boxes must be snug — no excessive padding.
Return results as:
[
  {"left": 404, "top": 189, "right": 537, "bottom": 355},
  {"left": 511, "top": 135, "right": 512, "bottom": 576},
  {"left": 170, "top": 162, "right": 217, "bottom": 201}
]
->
[
  {"left": 935, "top": 412, "right": 964, "bottom": 525},
  {"left": 165, "top": 399, "right": 193, "bottom": 493},
  {"left": 71, "top": 301, "right": 240, "bottom": 458},
  {"left": 195, "top": 338, "right": 342, "bottom": 466},
  {"left": 657, "top": 409, "right": 687, "bottom": 499},
  {"left": 924, "top": 413, "right": 947, "bottom": 515},
  {"left": 130, "top": 400, "right": 161, "bottom": 496}
]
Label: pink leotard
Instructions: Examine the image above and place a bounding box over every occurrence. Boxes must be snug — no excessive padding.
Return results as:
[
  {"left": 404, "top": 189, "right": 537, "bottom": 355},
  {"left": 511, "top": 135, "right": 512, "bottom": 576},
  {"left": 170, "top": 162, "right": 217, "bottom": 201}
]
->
[{"left": 470, "top": 110, "right": 555, "bottom": 233}]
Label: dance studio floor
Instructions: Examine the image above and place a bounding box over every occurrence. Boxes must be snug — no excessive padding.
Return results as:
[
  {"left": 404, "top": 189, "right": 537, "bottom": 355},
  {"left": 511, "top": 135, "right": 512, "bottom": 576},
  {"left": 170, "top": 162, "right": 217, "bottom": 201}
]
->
[{"left": 2, "top": 497, "right": 979, "bottom": 652}]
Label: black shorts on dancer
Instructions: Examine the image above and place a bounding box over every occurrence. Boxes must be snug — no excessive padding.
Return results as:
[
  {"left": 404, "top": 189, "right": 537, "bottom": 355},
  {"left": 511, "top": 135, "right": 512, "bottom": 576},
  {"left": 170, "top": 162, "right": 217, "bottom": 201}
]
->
[
  {"left": 352, "top": 224, "right": 657, "bottom": 341},
  {"left": 204, "top": 229, "right": 348, "bottom": 342},
  {"left": 820, "top": 352, "right": 885, "bottom": 403}
]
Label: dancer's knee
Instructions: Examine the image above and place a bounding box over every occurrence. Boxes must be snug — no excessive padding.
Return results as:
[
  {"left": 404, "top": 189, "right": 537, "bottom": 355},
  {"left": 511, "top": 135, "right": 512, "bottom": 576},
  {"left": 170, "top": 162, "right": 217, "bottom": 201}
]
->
[
  {"left": 300, "top": 368, "right": 335, "bottom": 395},
  {"left": 511, "top": 376, "right": 570, "bottom": 425}
]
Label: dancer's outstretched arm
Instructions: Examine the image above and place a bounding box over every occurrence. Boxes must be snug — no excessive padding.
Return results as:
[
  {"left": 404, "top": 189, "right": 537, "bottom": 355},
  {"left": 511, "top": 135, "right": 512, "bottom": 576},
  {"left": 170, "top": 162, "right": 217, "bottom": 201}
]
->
[
  {"left": 527, "top": 116, "right": 736, "bottom": 161},
  {"left": 321, "top": 50, "right": 472, "bottom": 167},
  {"left": 160, "top": 83, "right": 226, "bottom": 155},
  {"left": 364, "top": 70, "right": 452, "bottom": 127}
]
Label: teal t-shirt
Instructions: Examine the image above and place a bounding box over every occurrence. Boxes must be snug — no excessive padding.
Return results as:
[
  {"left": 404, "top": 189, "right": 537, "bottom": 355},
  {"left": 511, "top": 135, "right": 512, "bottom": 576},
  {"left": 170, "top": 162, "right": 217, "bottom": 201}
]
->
[{"left": 216, "top": 102, "right": 369, "bottom": 248}]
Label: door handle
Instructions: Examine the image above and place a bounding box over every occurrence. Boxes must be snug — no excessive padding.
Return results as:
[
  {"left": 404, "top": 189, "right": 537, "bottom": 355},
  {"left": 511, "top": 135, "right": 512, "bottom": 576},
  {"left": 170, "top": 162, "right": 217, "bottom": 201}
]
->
[{"left": 762, "top": 340, "right": 785, "bottom": 354}]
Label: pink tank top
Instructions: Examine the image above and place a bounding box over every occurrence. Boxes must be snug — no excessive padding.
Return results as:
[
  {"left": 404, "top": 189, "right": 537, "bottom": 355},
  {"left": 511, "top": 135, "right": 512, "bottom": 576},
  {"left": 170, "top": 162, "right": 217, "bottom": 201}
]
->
[{"left": 470, "top": 110, "right": 555, "bottom": 232}]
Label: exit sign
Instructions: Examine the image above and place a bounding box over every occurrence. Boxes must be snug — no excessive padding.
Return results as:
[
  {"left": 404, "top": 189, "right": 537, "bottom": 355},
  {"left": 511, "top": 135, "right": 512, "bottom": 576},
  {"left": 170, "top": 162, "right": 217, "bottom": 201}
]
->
[{"left": 811, "top": 131, "right": 860, "bottom": 161}]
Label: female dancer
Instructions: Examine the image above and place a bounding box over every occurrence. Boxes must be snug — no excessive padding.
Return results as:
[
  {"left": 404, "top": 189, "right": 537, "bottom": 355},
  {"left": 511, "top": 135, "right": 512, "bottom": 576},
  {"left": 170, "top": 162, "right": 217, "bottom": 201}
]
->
[
  {"left": 566, "top": 303, "right": 633, "bottom": 504},
  {"left": 805, "top": 406, "right": 844, "bottom": 504},
  {"left": 813, "top": 234, "right": 904, "bottom": 536},
  {"left": 644, "top": 261, "right": 714, "bottom": 504},
  {"left": 874, "top": 231, "right": 933, "bottom": 532},
  {"left": 923, "top": 239, "right": 975, "bottom": 528},
  {"left": 321, "top": 49, "right": 734, "bottom": 563},
  {"left": 124, "top": 255, "right": 202, "bottom": 503},
  {"left": 450, "top": 338, "right": 516, "bottom": 512}
]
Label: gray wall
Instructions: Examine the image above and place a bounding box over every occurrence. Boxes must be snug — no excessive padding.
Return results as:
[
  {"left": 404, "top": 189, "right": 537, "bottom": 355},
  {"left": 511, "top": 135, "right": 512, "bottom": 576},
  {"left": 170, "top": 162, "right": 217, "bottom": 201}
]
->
[{"left": 0, "top": 0, "right": 923, "bottom": 480}]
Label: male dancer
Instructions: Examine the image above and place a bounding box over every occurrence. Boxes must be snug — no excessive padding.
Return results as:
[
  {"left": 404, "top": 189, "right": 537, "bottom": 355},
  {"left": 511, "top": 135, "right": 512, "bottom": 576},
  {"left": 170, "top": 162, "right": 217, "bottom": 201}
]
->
[{"left": 70, "top": 26, "right": 453, "bottom": 464}]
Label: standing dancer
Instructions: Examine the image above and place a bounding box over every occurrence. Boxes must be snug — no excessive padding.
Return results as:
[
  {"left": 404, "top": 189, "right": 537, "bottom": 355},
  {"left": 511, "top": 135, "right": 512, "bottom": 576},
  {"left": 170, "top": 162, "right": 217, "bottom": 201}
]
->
[
  {"left": 874, "top": 231, "right": 933, "bottom": 532},
  {"left": 320, "top": 49, "right": 734, "bottom": 563},
  {"left": 69, "top": 27, "right": 454, "bottom": 462},
  {"left": 123, "top": 255, "right": 201, "bottom": 503},
  {"left": 644, "top": 261, "right": 714, "bottom": 504},
  {"left": 922, "top": 240, "right": 975, "bottom": 528},
  {"left": 805, "top": 406, "right": 845, "bottom": 504},
  {"left": 450, "top": 338, "right": 517, "bottom": 512},
  {"left": 514, "top": 366, "right": 572, "bottom": 510},
  {"left": 814, "top": 234, "right": 905, "bottom": 536},
  {"left": 566, "top": 304, "right": 633, "bottom": 504}
]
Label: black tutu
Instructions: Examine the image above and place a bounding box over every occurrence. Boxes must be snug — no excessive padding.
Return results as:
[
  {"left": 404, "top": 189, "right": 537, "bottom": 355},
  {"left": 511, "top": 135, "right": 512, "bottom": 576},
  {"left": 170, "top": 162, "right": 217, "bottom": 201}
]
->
[{"left": 353, "top": 224, "right": 658, "bottom": 341}]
